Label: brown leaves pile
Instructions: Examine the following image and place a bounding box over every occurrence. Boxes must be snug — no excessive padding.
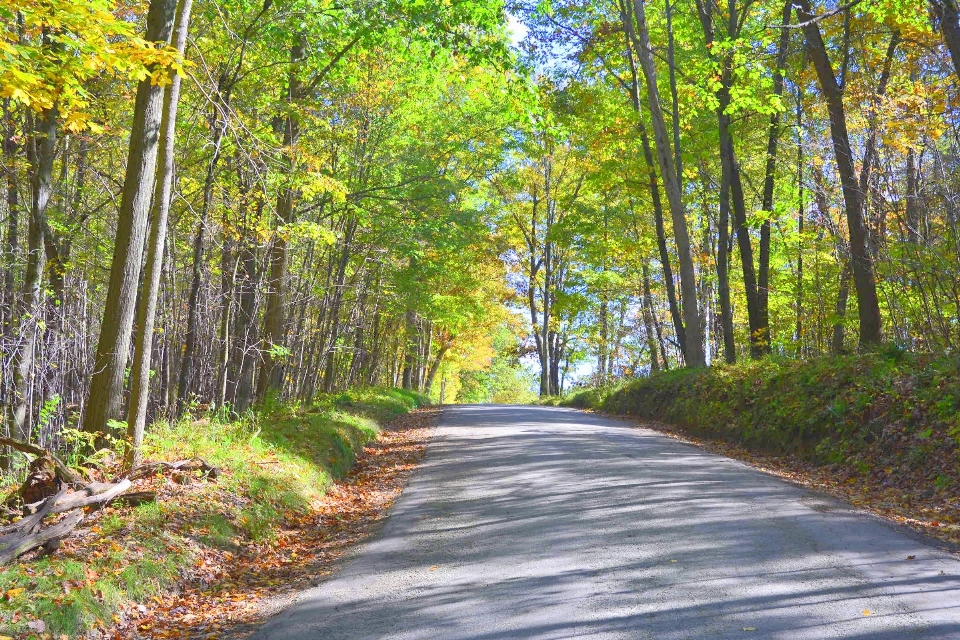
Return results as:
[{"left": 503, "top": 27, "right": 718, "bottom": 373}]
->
[{"left": 112, "top": 408, "right": 438, "bottom": 640}]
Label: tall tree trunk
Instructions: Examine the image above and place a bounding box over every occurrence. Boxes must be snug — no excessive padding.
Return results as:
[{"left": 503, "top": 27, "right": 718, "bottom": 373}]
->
[
  {"left": 11, "top": 108, "right": 57, "bottom": 442},
  {"left": 2, "top": 100, "right": 19, "bottom": 341},
  {"left": 640, "top": 263, "right": 661, "bottom": 373},
  {"left": 698, "top": 0, "right": 765, "bottom": 357},
  {"left": 230, "top": 241, "right": 259, "bottom": 413},
  {"left": 717, "top": 161, "right": 736, "bottom": 364},
  {"left": 832, "top": 260, "right": 852, "bottom": 354},
  {"left": 84, "top": 0, "right": 177, "bottom": 436},
  {"left": 126, "top": 0, "right": 193, "bottom": 469},
  {"left": 401, "top": 310, "right": 416, "bottom": 391},
  {"left": 905, "top": 147, "right": 921, "bottom": 243},
  {"left": 177, "top": 92, "right": 227, "bottom": 410},
  {"left": 424, "top": 339, "right": 451, "bottom": 395},
  {"left": 931, "top": 0, "right": 960, "bottom": 80},
  {"left": 620, "top": 9, "right": 686, "bottom": 354},
  {"left": 627, "top": 0, "right": 705, "bottom": 366},
  {"left": 257, "top": 35, "right": 304, "bottom": 403},
  {"left": 798, "top": 0, "right": 882, "bottom": 348},
  {"left": 758, "top": 0, "right": 793, "bottom": 352}
]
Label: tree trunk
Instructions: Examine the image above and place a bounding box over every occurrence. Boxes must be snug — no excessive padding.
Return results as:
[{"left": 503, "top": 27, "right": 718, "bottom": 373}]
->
[
  {"left": 931, "top": 0, "right": 960, "bottom": 80},
  {"left": 640, "top": 263, "right": 660, "bottom": 373},
  {"left": 832, "top": 260, "right": 852, "bottom": 354},
  {"left": 84, "top": 0, "right": 177, "bottom": 436},
  {"left": 717, "top": 161, "right": 736, "bottom": 364},
  {"left": 619, "top": 10, "right": 687, "bottom": 354},
  {"left": 758, "top": 0, "right": 793, "bottom": 352},
  {"left": 797, "top": 0, "right": 882, "bottom": 348},
  {"left": 126, "top": 0, "right": 193, "bottom": 469},
  {"left": 2, "top": 100, "right": 18, "bottom": 341},
  {"left": 11, "top": 108, "right": 57, "bottom": 442},
  {"left": 627, "top": 0, "right": 704, "bottom": 366},
  {"left": 257, "top": 36, "right": 305, "bottom": 403},
  {"left": 177, "top": 94, "right": 227, "bottom": 410}
]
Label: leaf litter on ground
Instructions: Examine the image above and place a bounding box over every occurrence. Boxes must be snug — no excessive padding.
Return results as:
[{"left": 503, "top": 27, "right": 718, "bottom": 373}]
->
[{"left": 109, "top": 407, "right": 437, "bottom": 640}]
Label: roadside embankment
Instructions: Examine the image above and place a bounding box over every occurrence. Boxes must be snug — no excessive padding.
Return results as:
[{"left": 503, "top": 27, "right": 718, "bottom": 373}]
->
[
  {"left": 564, "top": 353, "right": 959, "bottom": 545},
  {"left": 0, "top": 388, "right": 429, "bottom": 639}
]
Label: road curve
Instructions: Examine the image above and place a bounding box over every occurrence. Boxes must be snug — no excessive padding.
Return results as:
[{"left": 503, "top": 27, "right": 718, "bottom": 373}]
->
[{"left": 251, "top": 404, "right": 960, "bottom": 639}]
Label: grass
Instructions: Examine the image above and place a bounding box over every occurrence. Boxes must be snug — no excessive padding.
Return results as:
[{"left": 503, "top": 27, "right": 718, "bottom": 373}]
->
[
  {"left": 583, "top": 351, "right": 959, "bottom": 498},
  {"left": 0, "top": 387, "right": 426, "bottom": 639}
]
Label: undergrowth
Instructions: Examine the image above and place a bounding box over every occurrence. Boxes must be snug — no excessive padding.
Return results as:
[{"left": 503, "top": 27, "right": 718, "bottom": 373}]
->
[
  {"left": 0, "top": 387, "right": 426, "bottom": 639},
  {"left": 585, "top": 352, "right": 958, "bottom": 499}
]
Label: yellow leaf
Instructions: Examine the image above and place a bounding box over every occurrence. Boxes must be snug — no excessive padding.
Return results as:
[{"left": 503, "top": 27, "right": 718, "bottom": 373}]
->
[
  {"left": 4, "top": 588, "right": 24, "bottom": 600},
  {"left": 863, "top": 609, "right": 871, "bottom": 616},
  {"left": 743, "top": 628, "right": 757, "bottom": 632}
]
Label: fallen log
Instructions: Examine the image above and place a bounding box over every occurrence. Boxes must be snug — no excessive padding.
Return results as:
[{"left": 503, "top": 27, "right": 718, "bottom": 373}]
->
[
  {"left": 0, "top": 490, "right": 65, "bottom": 537},
  {"left": 23, "top": 479, "right": 132, "bottom": 516},
  {"left": 0, "top": 510, "right": 83, "bottom": 564},
  {"left": 127, "top": 457, "right": 219, "bottom": 481},
  {"left": 0, "top": 437, "right": 84, "bottom": 485},
  {"left": 108, "top": 491, "right": 156, "bottom": 507}
]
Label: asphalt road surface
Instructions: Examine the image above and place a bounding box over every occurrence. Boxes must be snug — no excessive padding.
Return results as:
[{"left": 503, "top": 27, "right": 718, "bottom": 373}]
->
[{"left": 252, "top": 405, "right": 960, "bottom": 639}]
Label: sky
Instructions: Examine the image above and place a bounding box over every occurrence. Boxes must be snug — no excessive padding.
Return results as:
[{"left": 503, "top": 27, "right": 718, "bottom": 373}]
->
[{"left": 507, "top": 12, "right": 529, "bottom": 49}]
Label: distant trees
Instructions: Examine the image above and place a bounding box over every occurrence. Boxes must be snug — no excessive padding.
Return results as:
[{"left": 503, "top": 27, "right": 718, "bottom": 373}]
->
[
  {"left": 505, "top": 0, "right": 960, "bottom": 390},
  {"left": 0, "top": 0, "right": 512, "bottom": 465}
]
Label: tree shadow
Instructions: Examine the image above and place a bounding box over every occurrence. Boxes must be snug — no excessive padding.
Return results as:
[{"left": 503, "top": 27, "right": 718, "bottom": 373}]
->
[{"left": 235, "top": 405, "right": 960, "bottom": 640}]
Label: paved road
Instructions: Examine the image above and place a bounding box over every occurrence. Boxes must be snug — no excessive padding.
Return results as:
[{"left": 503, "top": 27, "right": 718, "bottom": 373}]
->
[{"left": 252, "top": 405, "right": 960, "bottom": 639}]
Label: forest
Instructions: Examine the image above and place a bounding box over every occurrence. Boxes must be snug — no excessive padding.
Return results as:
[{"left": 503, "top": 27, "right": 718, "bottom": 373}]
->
[
  {"left": 2, "top": 0, "right": 960, "bottom": 634},
  {"left": 2, "top": 0, "right": 960, "bottom": 463}
]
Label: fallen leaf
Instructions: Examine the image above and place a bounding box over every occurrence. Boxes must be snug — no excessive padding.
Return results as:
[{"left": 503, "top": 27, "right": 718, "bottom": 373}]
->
[
  {"left": 863, "top": 609, "right": 871, "bottom": 616},
  {"left": 4, "top": 588, "right": 24, "bottom": 600},
  {"left": 743, "top": 627, "right": 757, "bottom": 632},
  {"left": 906, "top": 555, "right": 916, "bottom": 560},
  {"left": 429, "top": 565, "right": 439, "bottom": 571}
]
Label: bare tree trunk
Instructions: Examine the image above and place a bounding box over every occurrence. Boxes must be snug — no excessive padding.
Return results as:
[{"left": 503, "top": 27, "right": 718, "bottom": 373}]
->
[
  {"left": 717, "top": 161, "right": 736, "bottom": 364},
  {"left": 84, "top": 0, "right": 177, "bottom": 437},
  {"left": 2, "top": 100, "right": 19, "bottom": 342},
  {"left": 12, "top": 108, "right": 57, "bottom": 442},
  {"left": 619, "top": 11, "right": 686, "bottom": 354},
  {"left": 798, "top": 0, "right": 882, "bottom": 348},
  {"left": 126, "top": 0, "right": 192, "bottom": 469},
  {"left": 627, "top": 0, "right": 705, "bottom": 366},
  {"left": 257, "top": 36, "right": 304, "bottom": 403}
]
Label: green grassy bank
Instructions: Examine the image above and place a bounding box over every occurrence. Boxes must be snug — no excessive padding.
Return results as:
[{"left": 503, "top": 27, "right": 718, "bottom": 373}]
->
[
  {"left": 0, "top": 388, "right": 426, "bottom": 638},
  {"left": 562, "top": 352, "right": 959, "bottom": 496}
]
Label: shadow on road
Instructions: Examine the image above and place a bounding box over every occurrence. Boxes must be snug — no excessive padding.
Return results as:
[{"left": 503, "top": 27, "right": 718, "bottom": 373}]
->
[{"left": 251, "top": 404, "right": 960, "bottom": 640}]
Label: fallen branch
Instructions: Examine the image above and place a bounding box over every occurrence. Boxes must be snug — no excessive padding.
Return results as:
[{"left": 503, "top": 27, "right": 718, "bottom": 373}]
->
[
  {"left": 127, "top": 458, "right": 220, "bottom": 481},
  {"left": 0, "top": 489, "right": 65, "bottom": 537},
  {"left": 108, "top": 491, "right": 157, "bottom": 507},
  {"left": 23, "top": 479, "right": 132, "bottom": 516},
  {"left": 0, "top": 510, "right": 83, "bottom": 564},
  {"left": 0, "top": 437, "right": 84, "bottom": 485}
]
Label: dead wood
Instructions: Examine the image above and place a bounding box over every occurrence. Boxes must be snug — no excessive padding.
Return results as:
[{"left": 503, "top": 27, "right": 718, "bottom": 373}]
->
[
  {"left": 0, "top": 489, "right": 65, "bottom": 537},
  {"left": 0, "top": 510, "right": 83, "bottom": 564},
  {"left": 23, "top": 479, "right": 132, "bottom": 516},
  {"left": 127, "top": 457, "right": 220, "bottom": 481},
  {"left": 0, "top": 437, "right": 84, "bottom": 485},
  {"left": 108, "top": 491, "right": 156, "bottom": 507}
]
